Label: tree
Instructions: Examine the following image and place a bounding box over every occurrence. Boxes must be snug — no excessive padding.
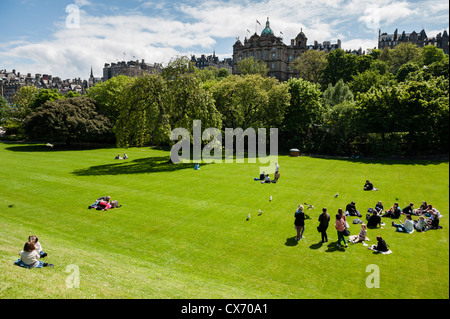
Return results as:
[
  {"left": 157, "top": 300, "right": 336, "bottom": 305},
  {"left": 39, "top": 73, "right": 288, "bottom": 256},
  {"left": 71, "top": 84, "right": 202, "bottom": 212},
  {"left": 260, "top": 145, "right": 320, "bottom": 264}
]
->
[
  {"left": 236, "top": 57, "right": 269, "bottom": 77},
  {"left": 114, "top": 74, "right": 171, "bottom": 147},
  {"left": 280, "top": 78, "right": 324, "bottom": 152},
  {"left": 87, "top": 75, "right": 135, "bottom": 122},
  {"left": 11, "top": 85, "right": 39, "bottom": 116},
  {"left": 349, "top": 69, "right": 396, "bottom": 95},
  {"left": 319, "top": 101, "right": 359, "bottom": 155},
  {"left": 395, "top": 62, "right": 421, "bottom": 82},
  {"left": 292, "top": 50, "right": 327, "bottom": 83},
  {"left": 0, "top": 96, "right": 10, "bottom": 125},
  {"left": 29, "top": 88, "right": 63, "bottom": 111},
  {"left": 355, "top": 76, "right": 449, "bottom": 154},
  {"left": 322, "top": 79, "right": 354, "bottom": 108},
  {"left": 24, "top": 97, "right": 113, "bottom": 145},
  {"left": 321, "top": 49, "right": 358, "bottom": 86},
  {"left": 210, "top": 74, "right": 289, "bottom": 130},
  {"left": 380, "top": 42, "right": 423, "bottom": 73},
  {"left": 422, "top": 45, "right": 446, "bottom": 66}
]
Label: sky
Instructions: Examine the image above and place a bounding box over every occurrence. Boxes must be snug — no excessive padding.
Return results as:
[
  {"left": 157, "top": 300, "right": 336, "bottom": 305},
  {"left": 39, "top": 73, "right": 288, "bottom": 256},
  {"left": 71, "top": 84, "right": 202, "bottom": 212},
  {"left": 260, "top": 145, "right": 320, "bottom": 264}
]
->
[{"left": 0, "top": 0, "right": 448, "bottom": 80}]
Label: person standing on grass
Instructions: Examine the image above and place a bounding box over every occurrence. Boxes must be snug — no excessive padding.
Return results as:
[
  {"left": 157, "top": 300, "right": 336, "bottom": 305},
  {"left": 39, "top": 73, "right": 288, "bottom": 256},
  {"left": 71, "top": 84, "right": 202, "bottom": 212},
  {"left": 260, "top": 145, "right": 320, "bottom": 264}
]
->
[
  {"left": 294, "top": 204, "right": 305, "bottom": 241},
  {"left": 335, "top": 214, "right": 348, "bottom": 248},
  {"left": 318, "top": 207, "right": 330, "bottom": 243}
]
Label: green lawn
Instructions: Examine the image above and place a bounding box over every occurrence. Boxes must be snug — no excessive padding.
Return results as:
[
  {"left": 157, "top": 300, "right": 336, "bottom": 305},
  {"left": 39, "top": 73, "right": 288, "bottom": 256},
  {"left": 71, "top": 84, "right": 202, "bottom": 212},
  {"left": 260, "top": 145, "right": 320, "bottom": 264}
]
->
[{"left": 0, "top": 142, "right": 448, "bottom": 299}]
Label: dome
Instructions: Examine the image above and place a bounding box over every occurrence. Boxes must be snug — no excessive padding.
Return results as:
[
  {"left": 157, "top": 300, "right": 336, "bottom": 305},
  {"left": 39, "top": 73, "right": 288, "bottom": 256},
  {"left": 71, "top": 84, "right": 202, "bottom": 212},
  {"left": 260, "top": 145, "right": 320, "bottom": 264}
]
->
[
  {"left": 296, "top": 28, "right": 307, "bottom": 39},
  {"left": 261, "top": 17, "right": 274, "bottom": 36}
]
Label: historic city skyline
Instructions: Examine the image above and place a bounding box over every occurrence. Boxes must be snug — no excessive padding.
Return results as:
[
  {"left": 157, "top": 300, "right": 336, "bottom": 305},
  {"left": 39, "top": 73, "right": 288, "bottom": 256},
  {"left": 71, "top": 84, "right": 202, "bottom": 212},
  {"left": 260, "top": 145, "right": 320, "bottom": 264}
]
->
[{"left": 0, "top": 0, "right": 449, "bottom": 80}]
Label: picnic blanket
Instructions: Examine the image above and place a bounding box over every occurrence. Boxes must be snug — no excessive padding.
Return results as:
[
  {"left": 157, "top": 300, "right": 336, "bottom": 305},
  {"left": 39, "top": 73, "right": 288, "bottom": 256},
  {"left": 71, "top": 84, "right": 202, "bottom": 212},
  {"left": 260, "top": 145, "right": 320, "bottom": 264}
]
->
[{"left": 14, "top": 259, "right": 43, "bottom": 269}]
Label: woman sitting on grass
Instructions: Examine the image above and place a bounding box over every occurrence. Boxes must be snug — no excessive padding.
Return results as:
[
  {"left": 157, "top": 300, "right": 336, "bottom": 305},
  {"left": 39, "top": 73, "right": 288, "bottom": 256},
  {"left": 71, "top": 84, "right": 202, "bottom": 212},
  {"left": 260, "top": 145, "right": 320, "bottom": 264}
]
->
[
  {"left": 349, "top": 224, "right": 369, "bottom": 244},
  {"left": 17, "top": 241, "right": 53, "bottom": 268}
]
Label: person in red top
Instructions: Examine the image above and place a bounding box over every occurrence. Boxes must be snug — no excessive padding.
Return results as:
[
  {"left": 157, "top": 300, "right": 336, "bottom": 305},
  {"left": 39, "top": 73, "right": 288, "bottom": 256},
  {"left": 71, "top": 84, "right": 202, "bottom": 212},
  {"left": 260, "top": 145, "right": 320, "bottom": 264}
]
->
[{"left": 335, "top": 214, "right": 348, "bottom": 248}]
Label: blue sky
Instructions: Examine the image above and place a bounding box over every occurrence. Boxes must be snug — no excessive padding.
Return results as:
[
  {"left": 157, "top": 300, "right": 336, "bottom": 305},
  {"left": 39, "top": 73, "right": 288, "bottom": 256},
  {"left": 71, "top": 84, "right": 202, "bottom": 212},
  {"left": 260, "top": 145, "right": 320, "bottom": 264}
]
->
[{"left": 0, "top": 0, "right": 448, "bottom": 79}]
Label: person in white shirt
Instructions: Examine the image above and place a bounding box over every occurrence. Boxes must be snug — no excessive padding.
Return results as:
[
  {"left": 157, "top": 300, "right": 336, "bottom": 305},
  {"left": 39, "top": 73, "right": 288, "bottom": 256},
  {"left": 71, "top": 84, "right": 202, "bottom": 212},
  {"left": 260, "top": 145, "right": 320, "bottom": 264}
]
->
[
  {"left": 392, "top": 214, "right": 414, "bottom": 233},
  {"left": 20, "top": 241, "right": 41, "bottom": 268}
]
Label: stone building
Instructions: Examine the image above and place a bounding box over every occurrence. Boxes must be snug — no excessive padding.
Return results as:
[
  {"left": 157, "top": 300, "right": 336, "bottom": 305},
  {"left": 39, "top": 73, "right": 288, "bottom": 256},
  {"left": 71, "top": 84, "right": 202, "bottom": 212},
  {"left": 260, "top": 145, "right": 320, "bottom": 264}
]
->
[
  {"left": 232, "top": 18, "right": 341, "bottom": 81},
  {"left": 378, "top": 29, "right": 449, "bottom": 54},
  {"left": 0, "top": 68, "right": 99, "bottom": 103},
  {"left": 102, "top": 59, "right": 163, "bottom": 81},
  {"left": 190, "top": 52, "right": 233, "bottom": 73}
]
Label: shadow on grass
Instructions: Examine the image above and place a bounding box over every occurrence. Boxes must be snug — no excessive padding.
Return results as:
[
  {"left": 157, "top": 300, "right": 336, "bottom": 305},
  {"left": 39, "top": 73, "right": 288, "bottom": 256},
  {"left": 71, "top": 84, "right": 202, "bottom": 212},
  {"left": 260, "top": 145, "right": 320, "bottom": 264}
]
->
[
  {"left": 307, "top": 154, "right": 449, "bottom": 166},
  {"left": 3, "top": 142, "right": 116, "bottom": 152},
  {"left": 284, "top": 237, "right": 298, "bottom": 246},
  {"left": 72, "top": 156, "right": 193, "bottom": 176},
  {"left": 325, "top": 241, "right": 346, "bottom": 252}
]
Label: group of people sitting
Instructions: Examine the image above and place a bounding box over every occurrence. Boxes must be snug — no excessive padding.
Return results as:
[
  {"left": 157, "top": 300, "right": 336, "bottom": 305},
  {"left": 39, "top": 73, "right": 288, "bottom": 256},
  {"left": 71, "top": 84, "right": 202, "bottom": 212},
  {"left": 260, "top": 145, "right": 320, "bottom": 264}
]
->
[
  {"left": 254, "top": 163, "right": 281, "bottom": 184},
  {"left": 115, "top": 153, "right": 128, "bottom": 160},
  {"left": 256, "top": 171, "right": 280, "bottom": 184},
  {"left": 88, "top": 196, "right": 121, "bottom": 211},
  {"left": 364, "top": 200, "right": 442, "bottom": 233},
  {"left": 14, "top": 235, "right": 54, "bottom": 269}
]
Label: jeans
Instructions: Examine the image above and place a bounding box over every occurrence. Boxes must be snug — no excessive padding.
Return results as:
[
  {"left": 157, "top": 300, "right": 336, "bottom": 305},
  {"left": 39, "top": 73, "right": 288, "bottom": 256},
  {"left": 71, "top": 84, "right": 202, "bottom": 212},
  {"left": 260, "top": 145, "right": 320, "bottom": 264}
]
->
[{"left": 337, "top": 231, "right": 347, "bottom": 245}]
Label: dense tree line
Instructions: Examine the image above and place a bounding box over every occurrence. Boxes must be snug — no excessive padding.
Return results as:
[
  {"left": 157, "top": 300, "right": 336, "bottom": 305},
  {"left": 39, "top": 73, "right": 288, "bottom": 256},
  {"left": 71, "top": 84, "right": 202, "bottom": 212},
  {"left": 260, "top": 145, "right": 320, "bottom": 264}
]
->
[{"left": 2, "top": 43, "right": 448, "bottom": 156}]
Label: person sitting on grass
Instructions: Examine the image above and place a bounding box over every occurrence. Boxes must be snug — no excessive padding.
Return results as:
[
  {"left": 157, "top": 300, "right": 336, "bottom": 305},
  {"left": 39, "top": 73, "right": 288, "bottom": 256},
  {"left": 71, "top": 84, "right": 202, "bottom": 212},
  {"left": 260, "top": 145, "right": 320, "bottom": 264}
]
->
[
  {"left": 349, "top": 224, "right": 370, "bottom": 244},
  {"left": 392, "top": 214, "right": 415, "bottom": 233},
  {"left": 366, "top": 210, "right": 383, "bottom": 229},
  {"left": 414, "top": 216, "right": 427, "bottom": 232},
  {"left": 364, "top": 180, "right": 374, "bottom": 191},
  {"left": 417, "top": 201, "right": 428, "bottom": 215},
  {"left": 421, "top": 204, "right": 434, "bottom": 217},
  {"left": 261, "top": 174, "right": 271, "bottom": 184},
  {"left": 402, "top": 202, "right": 416, "bottom": 216},
  {"left": 368, "top": 236, "right": 389, "bottom": 253},
  {"left": 375, "top": 201, "right": 384, "bottom": 215},
  {"left": 17, "top": 241, "right": 53, "bottom": 268},
  {"left": 346, "top": 201, "right": 361, "bottom": 217},
  {"left": 382, "top": 202, "right": 401, "bottom": 219},
  {"left": 425, "top": 211, "right": 442, "bottom": 231},
  {"left": 28, "top": 235, "right": 47, "bottom": 258}
]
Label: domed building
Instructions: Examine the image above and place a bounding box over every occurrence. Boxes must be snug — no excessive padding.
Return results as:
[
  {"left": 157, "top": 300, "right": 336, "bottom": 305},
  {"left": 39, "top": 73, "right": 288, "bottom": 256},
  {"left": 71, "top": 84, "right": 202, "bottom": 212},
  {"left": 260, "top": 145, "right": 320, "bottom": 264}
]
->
[{"left": 233, "top": 18, "right": 341, "bottom": 81}]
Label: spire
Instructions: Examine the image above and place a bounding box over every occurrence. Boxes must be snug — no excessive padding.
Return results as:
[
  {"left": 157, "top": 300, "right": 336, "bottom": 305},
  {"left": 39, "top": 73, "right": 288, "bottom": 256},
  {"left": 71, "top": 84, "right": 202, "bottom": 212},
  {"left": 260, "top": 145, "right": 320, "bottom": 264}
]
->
[{"left": 90, "top": 66, "right": 93, "bottom": 78}]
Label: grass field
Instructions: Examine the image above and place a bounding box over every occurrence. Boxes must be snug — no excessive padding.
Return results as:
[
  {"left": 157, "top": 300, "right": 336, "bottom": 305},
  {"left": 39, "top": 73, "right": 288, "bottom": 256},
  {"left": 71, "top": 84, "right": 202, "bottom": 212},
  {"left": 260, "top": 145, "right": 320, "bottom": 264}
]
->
[{"left": 0, "top": 141, "right": 448, "bottom": 299}]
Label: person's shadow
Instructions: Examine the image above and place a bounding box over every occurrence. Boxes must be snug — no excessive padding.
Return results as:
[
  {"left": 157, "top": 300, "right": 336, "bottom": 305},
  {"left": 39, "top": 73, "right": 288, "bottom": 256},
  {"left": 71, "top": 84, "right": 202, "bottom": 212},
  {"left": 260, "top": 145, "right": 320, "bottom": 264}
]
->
[{"left": 284, "top": 236, "right": 298, "bottom": 246}]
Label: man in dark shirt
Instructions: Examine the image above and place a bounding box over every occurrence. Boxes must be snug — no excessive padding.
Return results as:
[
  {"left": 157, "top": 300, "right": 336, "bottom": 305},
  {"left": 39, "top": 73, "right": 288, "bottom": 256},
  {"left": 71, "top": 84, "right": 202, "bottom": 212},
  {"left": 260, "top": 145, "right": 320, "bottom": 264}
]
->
[
  {"left": 367, "top": 211, "right": 382, "bottom": 228},
  {"left": 364, "top": 180, "right": 374, "bottom": 190},
  {"left": 346, "top": 201, "right": 361, "bottom": 217},
  {"left": 402, "top": 203, "right": 415, "bottom": 215}
]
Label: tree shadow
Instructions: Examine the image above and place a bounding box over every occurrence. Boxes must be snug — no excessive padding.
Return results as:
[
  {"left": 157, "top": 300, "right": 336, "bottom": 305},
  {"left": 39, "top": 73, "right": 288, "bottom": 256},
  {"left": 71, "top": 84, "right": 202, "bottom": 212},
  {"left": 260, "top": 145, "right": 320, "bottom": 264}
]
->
[
  {"left": 306, "top": 154, "right": 449, "bottom": 166},
  {"left": 284, "top": 236, "right": 298, "bottom": 247},
  {"left": 72, "top": 156, "right": 193, "bottom": 176},
  {"left": 4, "top": 142, "right": 116, "bottom": 152}
]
